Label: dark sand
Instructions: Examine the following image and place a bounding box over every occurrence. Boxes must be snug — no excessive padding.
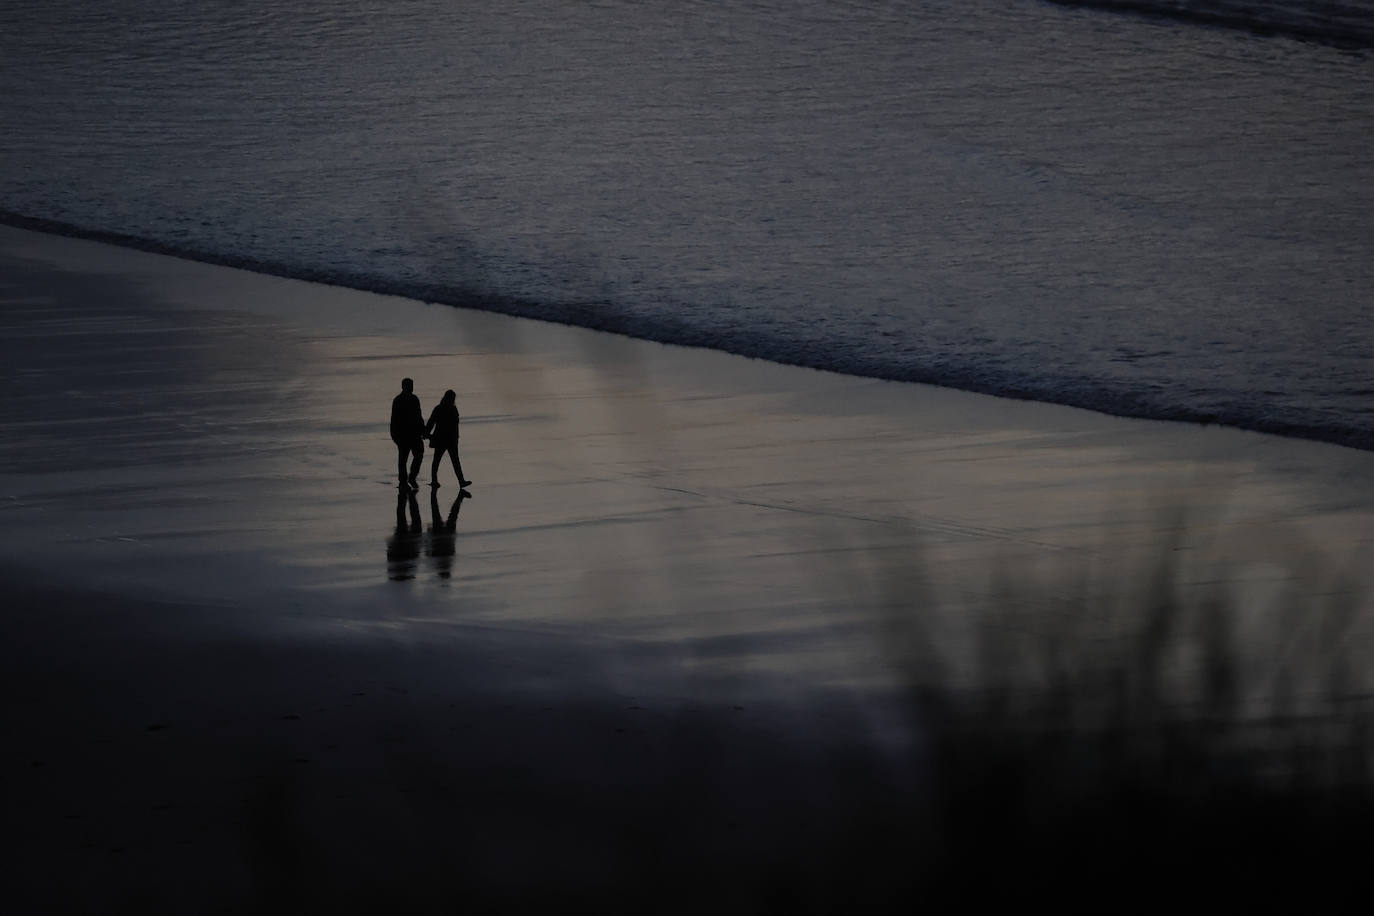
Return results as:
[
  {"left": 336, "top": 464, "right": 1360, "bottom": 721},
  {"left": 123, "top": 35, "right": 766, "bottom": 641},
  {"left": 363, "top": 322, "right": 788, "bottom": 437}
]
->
[{"left": 3, "top": 225, "right": 1373, "bottom": 911}]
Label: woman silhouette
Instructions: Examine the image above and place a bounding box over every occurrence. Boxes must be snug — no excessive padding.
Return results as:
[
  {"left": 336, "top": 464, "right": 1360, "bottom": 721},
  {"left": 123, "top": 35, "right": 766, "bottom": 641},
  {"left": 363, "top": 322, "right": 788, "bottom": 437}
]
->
[{"left": 424, "top": 389, "right": 472, "bottom": 488}]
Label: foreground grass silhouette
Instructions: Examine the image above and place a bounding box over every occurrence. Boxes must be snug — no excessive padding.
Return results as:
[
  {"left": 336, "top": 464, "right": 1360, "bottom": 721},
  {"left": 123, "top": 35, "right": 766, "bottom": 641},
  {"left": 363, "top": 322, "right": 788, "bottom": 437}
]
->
[{"left": 874, "top": 516, "right": 1374, "bottom": 909}]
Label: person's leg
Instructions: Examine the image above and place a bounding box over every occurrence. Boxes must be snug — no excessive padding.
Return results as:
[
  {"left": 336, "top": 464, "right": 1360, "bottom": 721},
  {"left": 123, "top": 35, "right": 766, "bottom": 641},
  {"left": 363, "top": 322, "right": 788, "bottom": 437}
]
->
[
  {"left": 449, "top": 443, "right": 470, "bottom": 486},
  {"left": 407, "top": 440, "right": 424, "bottom": 487},
  {"left": 429, "top": 442, "right": 443, "bottom": 485},
  {"left": 396, "top": 440, "right": 409, "bottom": 485}
]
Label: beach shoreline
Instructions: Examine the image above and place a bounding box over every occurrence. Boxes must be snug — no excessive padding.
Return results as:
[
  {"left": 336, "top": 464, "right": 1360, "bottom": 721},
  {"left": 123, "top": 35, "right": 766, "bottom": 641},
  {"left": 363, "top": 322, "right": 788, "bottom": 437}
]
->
[
  {"left": 7, "top": 209, "right": 1372, "bottom": 455},
  {"left": 4, "top": 224, "right": 1373, "bottom": 909}
]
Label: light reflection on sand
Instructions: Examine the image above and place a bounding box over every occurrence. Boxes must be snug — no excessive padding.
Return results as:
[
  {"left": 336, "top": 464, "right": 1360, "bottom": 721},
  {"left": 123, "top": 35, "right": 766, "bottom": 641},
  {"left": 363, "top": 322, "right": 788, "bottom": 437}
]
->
[{"left": 3, "top": 224, "right": 1372, "bottom": 699}]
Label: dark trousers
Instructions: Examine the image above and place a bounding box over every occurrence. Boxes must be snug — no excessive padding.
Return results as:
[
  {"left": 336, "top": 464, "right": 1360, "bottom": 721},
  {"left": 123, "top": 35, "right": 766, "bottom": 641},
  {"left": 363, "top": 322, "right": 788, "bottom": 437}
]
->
[
  {"left": 430, "top": 439, "right": 466, "bottom": 483},
  {"left": 395, "top": 437, "right": 424, "bottom": 483}
]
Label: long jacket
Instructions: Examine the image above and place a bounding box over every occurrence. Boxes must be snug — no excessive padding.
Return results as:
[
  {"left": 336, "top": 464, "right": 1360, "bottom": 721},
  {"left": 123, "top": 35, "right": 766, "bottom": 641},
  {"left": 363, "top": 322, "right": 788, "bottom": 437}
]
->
[
  {"left": 426, "top": 402, "right": 460, "bottom": 445},
  {"left": 390, "top": 391, "right": 425, "bottom": 442}
]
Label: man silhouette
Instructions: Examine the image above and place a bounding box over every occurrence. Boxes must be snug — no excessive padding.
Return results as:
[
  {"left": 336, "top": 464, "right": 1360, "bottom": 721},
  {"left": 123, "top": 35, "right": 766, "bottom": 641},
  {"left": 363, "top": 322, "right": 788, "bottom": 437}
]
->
[{"left": 390, "top": 378, "right": 426, "bottom": 490}]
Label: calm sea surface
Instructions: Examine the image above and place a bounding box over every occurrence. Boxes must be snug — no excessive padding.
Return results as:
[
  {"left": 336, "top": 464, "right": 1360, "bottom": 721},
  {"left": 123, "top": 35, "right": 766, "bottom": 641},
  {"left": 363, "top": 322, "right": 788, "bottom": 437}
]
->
[{"left": 3, "top": 0, "right": 1372, "bottom": 446}]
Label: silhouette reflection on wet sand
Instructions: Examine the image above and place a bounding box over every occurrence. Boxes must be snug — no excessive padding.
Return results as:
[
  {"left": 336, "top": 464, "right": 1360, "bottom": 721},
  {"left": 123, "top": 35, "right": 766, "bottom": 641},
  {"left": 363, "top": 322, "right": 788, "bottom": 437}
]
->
[
  {"left": 385, "top": 489, "right": 422, "bottom": 581},
  {"left": 386, "top": 488, "right": 470, "bottom": 581},
  {"left": 428, "top": 488, "right": 470, "bottom": 579}
]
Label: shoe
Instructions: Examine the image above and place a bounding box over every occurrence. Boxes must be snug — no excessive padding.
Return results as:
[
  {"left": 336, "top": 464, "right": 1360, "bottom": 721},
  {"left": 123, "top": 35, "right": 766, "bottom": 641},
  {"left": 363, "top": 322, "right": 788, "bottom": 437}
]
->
[
  {"left": 429, "top": 479, "right": 441, "bottom": 487},
  {"left": 459, "top": 479, "right": 473, "bottom": 488},
  {"left": 408, "top": 477, "right": 419, "bottom": 490}
]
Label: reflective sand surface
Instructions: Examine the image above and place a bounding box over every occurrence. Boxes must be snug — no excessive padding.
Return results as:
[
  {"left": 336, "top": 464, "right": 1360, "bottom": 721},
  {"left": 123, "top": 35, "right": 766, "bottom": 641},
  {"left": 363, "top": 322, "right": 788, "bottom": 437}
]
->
[{"left": 3, "top": 226, "right": 1374, "bottom": 908}]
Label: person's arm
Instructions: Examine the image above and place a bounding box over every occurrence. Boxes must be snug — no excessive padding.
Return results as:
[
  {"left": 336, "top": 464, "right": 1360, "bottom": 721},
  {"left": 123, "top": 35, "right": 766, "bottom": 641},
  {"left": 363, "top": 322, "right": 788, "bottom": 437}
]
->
[{"left": 423, "top": 405, "right": 437, "bottom": 438}]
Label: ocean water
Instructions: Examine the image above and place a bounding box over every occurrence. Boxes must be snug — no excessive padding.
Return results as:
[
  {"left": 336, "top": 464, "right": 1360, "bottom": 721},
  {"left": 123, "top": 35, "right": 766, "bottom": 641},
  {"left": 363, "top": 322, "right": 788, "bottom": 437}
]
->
[{"left": 2, "top": 0, "right": 1372, "bottom": 447}]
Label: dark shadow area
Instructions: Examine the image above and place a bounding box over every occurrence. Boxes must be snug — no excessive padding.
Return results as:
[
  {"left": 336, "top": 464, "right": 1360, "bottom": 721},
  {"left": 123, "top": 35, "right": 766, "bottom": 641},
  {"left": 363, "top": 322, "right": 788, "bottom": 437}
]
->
[
  {"left": 869, "top": 517, "right": 1374, "bottom": 909},
  {"left": 8, "top": 526, "right": 1374, "bottom": 913}
]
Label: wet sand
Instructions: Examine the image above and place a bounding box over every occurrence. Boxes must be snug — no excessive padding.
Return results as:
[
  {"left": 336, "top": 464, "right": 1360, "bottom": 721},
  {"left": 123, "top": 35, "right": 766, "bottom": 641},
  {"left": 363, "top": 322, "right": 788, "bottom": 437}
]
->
[{"left": 3, "top": 224, "right": 1373, "bottom": 910}]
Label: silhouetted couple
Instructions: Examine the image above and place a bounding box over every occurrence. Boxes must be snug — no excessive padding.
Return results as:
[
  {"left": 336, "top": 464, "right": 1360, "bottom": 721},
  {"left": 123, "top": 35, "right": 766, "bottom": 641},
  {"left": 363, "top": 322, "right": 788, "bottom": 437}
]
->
[{"left": 390, "top": 378, "right": 472, "bottom": 491}]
